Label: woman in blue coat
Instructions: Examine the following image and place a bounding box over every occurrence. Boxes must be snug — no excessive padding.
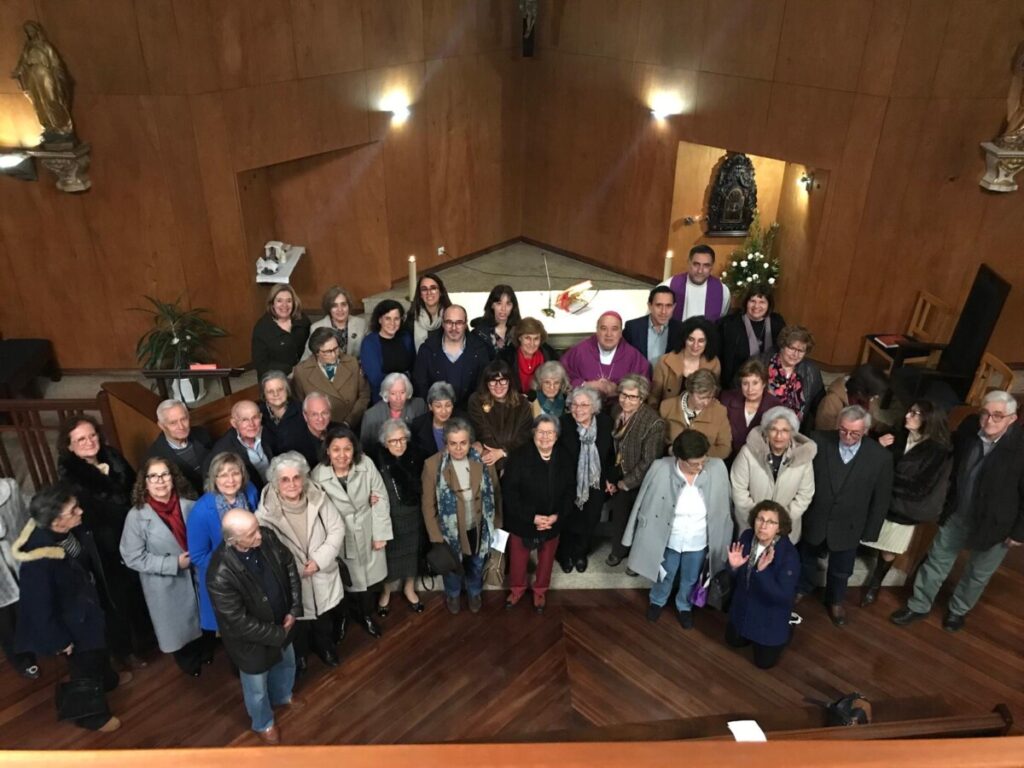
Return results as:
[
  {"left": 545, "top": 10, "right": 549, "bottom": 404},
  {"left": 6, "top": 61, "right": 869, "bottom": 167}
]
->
[
  {"left": 361, "top": 300, "right": 416, "bottom": 404},
  {"left": 185, "top": 452, "right": 259, "bottom": 632},
  {"left": 726, "top": 500, "right": 800, "bottom": 669}
]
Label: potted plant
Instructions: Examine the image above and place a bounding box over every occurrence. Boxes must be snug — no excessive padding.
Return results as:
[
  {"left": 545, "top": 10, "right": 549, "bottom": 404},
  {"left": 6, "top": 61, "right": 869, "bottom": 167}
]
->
[{"left": 133, "top": 296, "right": 228, "bottom": 404}]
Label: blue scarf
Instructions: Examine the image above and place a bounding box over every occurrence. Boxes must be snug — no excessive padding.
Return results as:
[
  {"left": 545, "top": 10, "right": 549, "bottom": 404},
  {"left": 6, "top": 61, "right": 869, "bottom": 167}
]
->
[
  {"left": 215, "top": 490, "right": 251, "bottom": 520},
  {"left": 536, "top": 391, "right": 566, "bottom": 417},
  {"left": 436, "top": 448, "right": 496, "bottom": 555}
]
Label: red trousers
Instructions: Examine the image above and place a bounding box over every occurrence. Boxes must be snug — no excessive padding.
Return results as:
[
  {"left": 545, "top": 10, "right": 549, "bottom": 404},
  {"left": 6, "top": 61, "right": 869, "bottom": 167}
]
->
[{"left": 508, "top": 534, "right": 559, "bottom": 599}]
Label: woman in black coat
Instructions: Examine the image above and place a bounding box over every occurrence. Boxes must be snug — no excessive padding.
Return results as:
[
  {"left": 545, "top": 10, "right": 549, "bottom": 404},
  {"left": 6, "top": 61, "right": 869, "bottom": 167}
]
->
[
  {"left": 860, "top": 400, "right": 951, "bottom": 607},
  {"left": 501, "top": 414, "right": 575, "bottom": 612},
  {"left": 14, "top": 482, "right": 127, "bottom": 732},
  {"left": 57, "top": 415, "right": 154, "bottom": 663},
  {"left": 251, "top": 284, "right": 312, "bottom": 379},
  {"left": 717, "top": 282, "right": 785, "bottom": 389},
  {"left": 557, "top": 386, "right": 615, "bottom": 574}
]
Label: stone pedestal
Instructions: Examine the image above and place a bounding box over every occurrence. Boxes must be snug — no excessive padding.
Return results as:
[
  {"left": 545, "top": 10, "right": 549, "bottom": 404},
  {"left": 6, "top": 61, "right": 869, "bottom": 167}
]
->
[
  {"left": 979, "top": 141, "right": 1024, "bottom": 192},
  {"left": 24, "top": 141, "right": 91, "bottom": 192}
]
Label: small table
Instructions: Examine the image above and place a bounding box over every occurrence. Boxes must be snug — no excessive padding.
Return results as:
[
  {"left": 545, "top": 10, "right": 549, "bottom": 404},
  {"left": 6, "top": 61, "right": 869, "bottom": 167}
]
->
[{"left": 143, "top": 368, "right": 246, "bottom": 400}]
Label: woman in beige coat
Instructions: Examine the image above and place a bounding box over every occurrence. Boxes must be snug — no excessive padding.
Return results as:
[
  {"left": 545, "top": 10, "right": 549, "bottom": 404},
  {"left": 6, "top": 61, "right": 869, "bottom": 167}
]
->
[
  {"left": 659, "top": 369, "right": 731, "bottom": 459},
  {"left": 311, "top": 427, "right": 392, "bottom": 639},
  {"left": 257, "top": 451, "right": 345, "bottom": 671},
  {"left": 730, "top": 406, "right": 817, "bottom": 543}
]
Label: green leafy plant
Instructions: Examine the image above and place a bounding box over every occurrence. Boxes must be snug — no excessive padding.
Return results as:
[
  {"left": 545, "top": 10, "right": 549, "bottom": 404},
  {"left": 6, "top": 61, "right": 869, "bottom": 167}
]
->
[
  {"left": 720, "top": 213, "right": 781, "bottom": 294},
  {"left": 133, "top": 295, "right": 228, "bottom": 371}
]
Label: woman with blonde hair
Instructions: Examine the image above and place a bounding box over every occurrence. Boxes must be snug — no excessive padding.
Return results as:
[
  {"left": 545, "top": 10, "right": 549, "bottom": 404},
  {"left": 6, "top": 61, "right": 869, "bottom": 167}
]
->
[{"left": 252, "top": 284, "right": 311, "bottom": 378}]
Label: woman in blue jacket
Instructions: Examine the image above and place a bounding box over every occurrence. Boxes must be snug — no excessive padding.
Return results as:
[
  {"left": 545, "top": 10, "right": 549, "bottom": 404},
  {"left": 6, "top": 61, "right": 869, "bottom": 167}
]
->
[
  {"left": 726, "top": 500, "right": 800, "bottom": 669},
  {"left": 185, "top": 452, "right": 259, "bottom": 632},
  {"left": 361, "top": 300, "right": 416, "bottom": 404}
]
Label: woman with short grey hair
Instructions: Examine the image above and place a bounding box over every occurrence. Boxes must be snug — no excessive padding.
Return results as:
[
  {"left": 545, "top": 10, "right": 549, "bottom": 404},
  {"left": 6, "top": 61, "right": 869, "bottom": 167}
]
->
[
  {"left": 410, "top": 381, "right": 457, "bottom": 458},
  {"left": 532, "top": 360, "right": 570, "bottom": 418},
  {"left": 257, "top": 451, "right": 345, "bottom": 671},
  {"left": 258, "top": 369, "right": 307, "bottom": 450},
  {"left": 359, "top": 372, "right": 426, "bottom": 452},
  {"left": 730, "top": 406, "right": 817, "bottom": 542}
]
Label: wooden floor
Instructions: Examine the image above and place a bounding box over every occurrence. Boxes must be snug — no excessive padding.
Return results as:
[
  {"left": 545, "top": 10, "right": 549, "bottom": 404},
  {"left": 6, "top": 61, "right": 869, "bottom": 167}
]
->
[{"left": 1, "top": 562, "right": 1022, "bottom": 751}]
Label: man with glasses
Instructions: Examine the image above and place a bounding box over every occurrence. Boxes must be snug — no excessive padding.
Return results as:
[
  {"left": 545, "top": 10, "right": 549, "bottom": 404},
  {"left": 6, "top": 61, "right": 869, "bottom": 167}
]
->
[
  {"left": 292, "top": 327, "right": 370, "bottom": 430},
  {"left": 277, "top": 392, "right": 341, "bottom": 468},
  {"left": 660, "top": 245, "right": 731, "bottom": 322},
  {"left": 145, "top": 399, "right": 212, "bottom": 494},
  {"left": 892, "top": 390, "right": 1022, "bottom": 632},
  {"left": 205, "top": 400, "right": 276, "bottom": 490},
  {"left": 799, "top": 404, "right": 892, "bottom": 627},
  {"left": 413, "top": 305, "right": 493, "bottom": 409}
]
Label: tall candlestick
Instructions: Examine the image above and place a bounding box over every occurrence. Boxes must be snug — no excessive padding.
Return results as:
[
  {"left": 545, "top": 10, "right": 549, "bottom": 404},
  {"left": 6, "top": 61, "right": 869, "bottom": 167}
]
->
[
  {"left": 408, "top": 255, "right": 417, "bottom": 302},
  {"left": 663, "top": 250, "right": 674, "bottom": 281}
]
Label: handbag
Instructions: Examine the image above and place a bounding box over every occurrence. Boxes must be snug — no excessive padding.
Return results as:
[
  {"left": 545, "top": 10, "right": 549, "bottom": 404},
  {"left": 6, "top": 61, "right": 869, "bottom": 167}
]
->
[
  {"left": 426, "top": 542, "right": 463, "bottom": 576},
  {"left": 705, "top": 567, "right": 733, "bottom": 611},
  {"left": 481, "top": 548, "right": 506, "bottom": 588},
  {"left": 826, "top": 692, "right": 873, "bottom": 726},
  {"left": 689, "top": 568, "right": 711, "bottom": 608},
  {"left": 56, "top": 678, "right": 109, "bottom": 723},
  {"left": 334, "top": 556, "right": 353, "bottom": 589}
]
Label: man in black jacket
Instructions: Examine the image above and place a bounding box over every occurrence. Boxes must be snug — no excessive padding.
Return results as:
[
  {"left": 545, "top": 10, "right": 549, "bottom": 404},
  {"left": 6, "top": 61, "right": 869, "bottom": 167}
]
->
[
  {"left": 892, "top": 391, "right": 1023, "bottom": 632},
  {"left": 413, "top": 305, "right": 493, "bottom": 409},
  {"left": 623, "top": 286, "right": 684, "bottom": 369},
  {"left": 207, "top": 509, "right": 301, "bottom": 744},
  {"left": 145, "top": 399, "right": 212, "bottom": 494},
  {"left": 799, "top": 405, "right": 893, "bottom": 627},
  {"left": 204, "top": 400, "right": 276, "bottom": 491}
]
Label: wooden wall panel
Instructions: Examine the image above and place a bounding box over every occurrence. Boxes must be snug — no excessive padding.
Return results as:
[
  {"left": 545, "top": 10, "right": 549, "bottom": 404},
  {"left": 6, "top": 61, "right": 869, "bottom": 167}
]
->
[
  {"left": 361, "top": 0, "right": 424, "bottom": 69},
  {"left": 204, "top": 0, "right": 298, "bottom": 89},
  {"left": 0, "top": 0, "right": 38, "bottom": 95},
  {"left": 690, "top": 72, "right": 772, "bottom": 152},
  {"left": 774, "top": 0, "right": 873, "bottom": 92},
  {"left": 856, "top": 0, "right": 911, "bottom": 96},
  {"left": 700, "top": 0, "right": 785, "bottom": 80},
  {"left": 289, "top": 0, "right": 364, "bottom": 78},
  {"left": 931, "top": 0, "right": 1021, "bottom": 98},
  {"left": 889, "top": 0, "right": 951, "bottom": 97},
  {"left": 634, "top": 0, "right": 706, "bottom": 71}
]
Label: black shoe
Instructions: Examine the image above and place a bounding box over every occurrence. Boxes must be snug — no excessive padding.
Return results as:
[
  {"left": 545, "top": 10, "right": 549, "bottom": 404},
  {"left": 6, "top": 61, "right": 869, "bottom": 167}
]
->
[
  {"left": 890, "top": 606, "right": 928, "bottom": 626},
  {"left": 605, "top": 554, "right": 622, "bottom": 567},
  {"left": 317, "top": 649, "right": 340, "bottom": 667},
  {"left": 376, "top": 604, "right": 390, "bottom": 618},
  {"left": 333, "top": 615, "right": 348, "bottom": 644},
  {"left": 575, "top": 557, "right": 588, "bottom": 573},
  {"left": 362, "top": 616, "right": 382, "bottom": 638},
  {"left": 409, "top": 601, "right": 425, "bottom": 613},
  {"left": 646, "top": 604, "right": 662, "bottom": 622},
  {"left": 560, "top": 559, "right": 574, "bottom": 574},
  {"left": 677, "top": 610, "right": 694, "bottom": 630},
  {"left": 942, "top": 611, "right": 966, "bottom": 632},
  {"left": 860, "top": 586, "right": 879, "bottom": 607},
  {"left": 828, "top": 604, "right": 847, "bottom": 627},
  {"left": 625, "top": 567, "right": 638, "bottom": 577},
  {"left": 295, "top": 654, "right": 309, "bottom": 673}
]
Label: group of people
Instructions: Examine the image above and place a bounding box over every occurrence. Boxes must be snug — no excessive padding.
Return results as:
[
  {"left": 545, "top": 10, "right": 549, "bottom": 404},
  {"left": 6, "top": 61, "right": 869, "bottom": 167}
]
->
[{"left": 1, "top": 245, "right": 1020, "bottom": 743}]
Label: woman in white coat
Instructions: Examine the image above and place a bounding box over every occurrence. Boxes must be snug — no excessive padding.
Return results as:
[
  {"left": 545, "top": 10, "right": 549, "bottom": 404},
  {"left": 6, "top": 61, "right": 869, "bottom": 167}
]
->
[
  {"left": 257, "top": 451, "right": 345, "bottom": 672},
  {"left": 730, "top": 406, "right": 816, "bottom": 543},
  {"left": 120, "top": 458, "right": 204, "bottom": 676},
  {"left": 312, "top": 426, "right": 392, "bottom": 639}
]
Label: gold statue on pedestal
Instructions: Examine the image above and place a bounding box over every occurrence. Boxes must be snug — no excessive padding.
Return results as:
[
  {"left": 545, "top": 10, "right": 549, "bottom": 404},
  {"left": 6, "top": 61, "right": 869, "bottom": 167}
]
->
[{"left": 12, "top": 21, "right": 74, "bottom": 143}]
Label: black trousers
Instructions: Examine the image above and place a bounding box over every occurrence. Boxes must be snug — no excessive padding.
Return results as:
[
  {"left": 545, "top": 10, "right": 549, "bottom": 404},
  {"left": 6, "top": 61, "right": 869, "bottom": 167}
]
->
[
  {"left": 171, "top": 635, "right": 209, "bottom": 676},
  {"left": 67, "top": 649, "right": 119, "bottom": 730},
  {"left": 607, "top": 487, "right": 639, "bottom": 560},
  {"left": 797, "top": 540, "right": 858, "bottom": 605},
  {"left": 0, "top": 601, "right": 36, "bottom": 670},
  {"left": 292, "top": 613, "right": 335, "bottom": 660},
  {"left": 558, "top": 491, "right": 606, "bottom": 562},
  {"left": 725, "top": 622, "right": 786, "bottom": 670}
]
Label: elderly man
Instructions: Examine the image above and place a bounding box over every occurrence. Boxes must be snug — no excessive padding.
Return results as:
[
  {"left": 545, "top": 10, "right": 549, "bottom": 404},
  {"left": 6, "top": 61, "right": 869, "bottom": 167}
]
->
[
  {"left": 892, "top": 391, "right": 1023, "bottom": 632},
  {"left": 623, "top": 286, "right": 685, "bottom": 369},
  {"left": 560, "top": 311, "right": 650, "bottom": 402},
  {"left": 145, "top": 399, "right": 212, "bottom": 493},
  {"left": 799, "top": 405, "right": 892, "bottom": 627},
  {"left": 207, "top": 509, "right": 300, "bottom": 744},
  {"left": 413, "top": 305, "right": 493, "bottom": 409},
  {"left": 292, "top": 327, "right": 370, "bottom": 429},
  {"left": 205, "top": 401, "right": 276, "bottom": 490},
  {"left": 660, "top": 245, "right": 731, "bottom": 322},
  {"left": 279, "top": 392, "right": 340, "bottom": 468}
]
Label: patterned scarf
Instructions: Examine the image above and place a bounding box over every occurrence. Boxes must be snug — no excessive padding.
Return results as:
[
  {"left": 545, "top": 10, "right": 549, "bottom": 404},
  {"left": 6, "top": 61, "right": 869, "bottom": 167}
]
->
[
  {"left": 214, "top": 490, "right": 252, "bottom": 520},
  {"left": 680, "top": 392, "right": 698, "bottom": 427},
  {"left": 767, "top": 354, "right": 805, "bottom": 419},
  {"left": 575, "top": 419, "right": 601, "bottom": 507},
  {"left": 435, "top": 448, "right": 496, "bottom": 555},
  {"left": 536, "top": 391, "right": 566, "bottom": 417},
  {"left": 745, "top": 534, "right": 781, "bottom": 587},
  {"left": 742, "top": 314, "right": 776, "bottom": 357},
  {"left": 148, "top": 491, "right": 188, "bottom": 551}
]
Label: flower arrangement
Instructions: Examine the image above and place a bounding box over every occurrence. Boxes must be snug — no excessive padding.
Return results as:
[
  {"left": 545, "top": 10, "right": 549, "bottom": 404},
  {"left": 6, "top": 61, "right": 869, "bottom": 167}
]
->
[{"left": 720, "top": 213, "right": 781, "bottom": 293}]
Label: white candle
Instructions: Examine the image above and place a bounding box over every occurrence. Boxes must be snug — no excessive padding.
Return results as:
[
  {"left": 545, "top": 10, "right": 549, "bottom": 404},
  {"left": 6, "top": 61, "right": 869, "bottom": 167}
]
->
[
  {"left": 408, "top": 255, "right": 417, "bottom": 302},
  {"left": 663, "top": 250, "right": 674, "bottom": 281}
]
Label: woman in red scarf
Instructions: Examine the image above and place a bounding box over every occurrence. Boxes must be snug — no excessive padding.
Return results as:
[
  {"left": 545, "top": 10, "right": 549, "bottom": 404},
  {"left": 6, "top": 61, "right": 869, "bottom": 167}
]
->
[
  {"left": 119, "top": 459, "right": 206, "bottom": 676},
  {"left": 500, "top": 316, "right": 560, "bottom": 397}
]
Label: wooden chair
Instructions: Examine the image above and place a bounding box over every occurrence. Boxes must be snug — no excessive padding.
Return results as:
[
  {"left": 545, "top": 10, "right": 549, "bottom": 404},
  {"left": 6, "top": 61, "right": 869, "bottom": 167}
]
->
[
  {"left": 861, "top": 291, "right": 953, "bottom": 375},
  {"left": 965, "top": 352, "right": 1015, "bottom": 407}
]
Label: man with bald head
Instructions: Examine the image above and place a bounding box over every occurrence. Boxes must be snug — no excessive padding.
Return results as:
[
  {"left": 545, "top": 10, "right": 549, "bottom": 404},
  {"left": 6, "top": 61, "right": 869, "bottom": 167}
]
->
[
  {"left": 207, "top": 509, "right": 301, "bottom": 744},
  {"left": 413, "top": 304, "right": 493, "bottom": 409},
  {"left": 145, "top": 399, "right": 212, "bottom": 493},
  {"left": 204, "top": 400, "right": 277, "bottom": 490},
  {"left": 560, "top": 311, "right": 651, "bottom": 402}
]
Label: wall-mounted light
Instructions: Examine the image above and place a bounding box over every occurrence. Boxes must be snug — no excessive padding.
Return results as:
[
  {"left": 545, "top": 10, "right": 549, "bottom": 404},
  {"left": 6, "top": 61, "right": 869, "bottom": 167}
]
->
[
  {"left": 380, "top": 90, "right": 411, "bottom": 125},
  {"left": 799, "top": 171, "right": 815, "bottom": 193},
  {"left": 649, "top": 91, "right": 684, "bottom": 121}
]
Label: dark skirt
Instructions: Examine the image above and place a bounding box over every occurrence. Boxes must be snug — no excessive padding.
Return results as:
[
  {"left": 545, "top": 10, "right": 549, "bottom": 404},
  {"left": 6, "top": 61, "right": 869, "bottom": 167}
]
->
[{"left": 386, "top": 502, "right": 423, "bottom": 581}]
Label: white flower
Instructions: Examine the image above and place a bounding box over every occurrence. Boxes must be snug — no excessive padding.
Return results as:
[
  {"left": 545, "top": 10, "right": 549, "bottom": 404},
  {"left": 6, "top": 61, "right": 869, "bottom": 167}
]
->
[
  {"left": 740, "top": 260, "right": 748, "bottom": 268},
  {"left": 752, "top": 273, "right": 759, "bottom": 280},
  {"left": 768, "top": 277, "right": 776, "bottom": 285},
  {"left": 721, "top": 271, "right": 728, "bottom": 279},
  {"left": 171, "top": 336, "right": 180, "bottom": 345}
]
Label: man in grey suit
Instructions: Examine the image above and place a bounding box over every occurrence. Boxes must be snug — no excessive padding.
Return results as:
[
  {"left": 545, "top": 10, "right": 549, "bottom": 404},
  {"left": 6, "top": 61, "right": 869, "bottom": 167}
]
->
[{"left": 798, "top": 405, "right": 893, "bottom": 627}]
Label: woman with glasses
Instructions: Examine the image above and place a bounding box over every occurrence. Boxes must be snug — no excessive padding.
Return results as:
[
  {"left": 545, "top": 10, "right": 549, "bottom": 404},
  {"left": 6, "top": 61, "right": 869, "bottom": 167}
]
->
[
  {"left": 860, "top": 400, "right": 951, "bottom": 607},
  {"left": 725, "top": 500, "right": 800, "bottom": 669},
  {"left": 252, "top": 285, "right": 311, "bottom": 379},
  {"left": 292, "top": 326, "right": 371, "bottom": 429},
  {"left": 120, "top": 458, "right": 205, "bottom": 676},
  {"left": 360, "top": 299, "right": 416, "bottom": 403},
  {"left": 660, "top": 369, "right": 732, "bottom": 459},
  {"left": 360, "top": 372, "right": 427, "bottom": 453},
  {"left": 303, "top": 285, "right": 366, "bottom": 361},
  {"left": 531, "top": 361, "right": 571, "bottom": 418},
  {"left": 648, "top": 316, "right": 721, "bottom": 407},
  {"left": 404, "top": 272, "right": 452, "bottom": 351},
  {"left": 716, "top": 282, "right": 786, "bottom": 389},
  {"left": 760, "top": 325, "right": 824, "bottom": 426},
  {"left": 467, "top": 360, "right": 533, "bottom": 473},
  {"left": 500, "top": 316, "right": 560, "bottom": 397}
]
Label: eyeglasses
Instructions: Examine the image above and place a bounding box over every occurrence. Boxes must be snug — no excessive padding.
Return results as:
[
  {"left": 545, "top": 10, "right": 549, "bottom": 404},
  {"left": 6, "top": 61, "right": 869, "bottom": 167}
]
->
[
  {"left": 570, "top": 401, "right": 592, "bottom": 410},
  {"left": 535, "top": 430, "right": 557, "bottom": 438},
  {"left": 71, "top": 433, "right": 99, "bottom": 446},
  {"left": 784, "top": 345, "right": 808, "bottom": 355},
  {"left": 420, "top": 285, "right": 440, "bottom": 294},
  {"left": 488, "top": 376, "right": 509, "bottom": 384},
  {"left": 330, "top": 301, "right": 348, "bottom": 309},
  {"left": 980, "top": 411, "right": 1011, "bottom": 422},
  {"left": 236, "top": 415, "right": 261, "bottom": 425},
  {"left": 838, "top": 428, "right": 864, "bottom": 439},
  {"left": 307, "top": 410, "right": 331, "bottom": 420},
  {"left": 680, "top": 458, "right": 707, "bottom": 472},
  {"left": 619, "top": 392, "right": 641, "bottom": 402},
  {"left": 146, "top": 471, "right": 171, "bottom": 482},
  {"left": 754, "top": 517, "right": 780, "bottom": 527},
  {"left": 317, "top": 345, "right": 340, "bottom": 355},
  {"left": 907, "top": 409, "right": 923, "bottom": 417},
  {"left": 442, "top": 319, "right": 466, "bottom": 327},
  {"left": 386, "top": 437, "right": 408, "bottom": 446}
]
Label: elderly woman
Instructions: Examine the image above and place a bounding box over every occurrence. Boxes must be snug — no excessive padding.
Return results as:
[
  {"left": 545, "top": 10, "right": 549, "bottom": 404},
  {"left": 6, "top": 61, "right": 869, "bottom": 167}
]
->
[
  {"left": 303, "top": 285, "right": 367, "bottom": 361},
  {"left": 606, "top": 374, "right": 667, "bottom": 567},
  {"left": 623, "top": 431, "right": 732, "bottom": 629},
  {"left": 57, "top": 415, "right": 153, "bottom": 665},
  {"left": 119, "top": 459, "right": 204, "bottom": 677},
  {"left": 730, "top": 406, "right": 817, "bottom": 543},
  {"left": 557, "top": 386, "right": 615, "bottom": 574},
  {"left": 312, "top": 427, "right": 392, "bottom": 639},
  {"left": 252, "top": 284, "right": 311, "bottom": 379},
  {"left": 257, "top": 452, "right": 344, "bottom": 671},
  {"left": 0, "top": 478, "right": 37, "bottom": 679},
  {"left": 500, "top": 316, "right": 560, "bottom": 395},
  {"left": 471, "top": 284, "right": 522, "bottom": 354},
  {"left": 648, "top": 316, "right": 721, "bottom": 406},
  {"left": 531, "top": 360, "right": 570, "bottom": 417},
  {"left": 726, "top": 500, "right": 800, "bottom": 669},
  {"left": 659, "top": 369, "right": 731, "bottom": 459},
  {"left": 361, "top": 299, "right": 416, "bottom": 403},
  {"left": 258, "top": 370, "right": 306, "bottom": 450},
  {"left": 717, "top": 282, "right": 786, "bottom": 388},
  {"left": 816, "top": 363, "right": 890, "bottom": 432},
  {"left": 14, "top": 483, "right": 129, "bottom": 732},
  {"left": 186, "top": 452, "right": 260, "bottom": 634},
  {"left": 292, "top": 326, "right": 371, "bottom": 429},
  {"left": 404, "top": 272, "right": 452, "bottom": 350},
  {"left": 468, "top": 359, "right": 534, "bottom": 472},
  {"left": 860, "top": 400, "right": 951, "bottom": 607},
  {"left": 374, "top": 419, "right": 427, "bottom": 615},
  {"left": 502, "top": 415, "right": 575, "bottom": 612},
  {"left": 360, "top": 372, "right": 428, "bottom": 452},
  {"left": 761, "top": 325, "right": 824, "bottom": 426},
  {"left": 720, "top": 359, "right": 783, "bottom": 464},
  {"left": 410, "top": 381, "right": 457, "bottom": 458}
]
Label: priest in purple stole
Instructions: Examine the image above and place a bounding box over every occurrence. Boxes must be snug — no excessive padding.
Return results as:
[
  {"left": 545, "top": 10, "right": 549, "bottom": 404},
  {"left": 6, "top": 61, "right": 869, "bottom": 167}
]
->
[
  {"left": 662, "top": 245, "right": 731, "bottom": 322},
  {"left": 560, "top": 311, "right": 651, "bottom": 403}
]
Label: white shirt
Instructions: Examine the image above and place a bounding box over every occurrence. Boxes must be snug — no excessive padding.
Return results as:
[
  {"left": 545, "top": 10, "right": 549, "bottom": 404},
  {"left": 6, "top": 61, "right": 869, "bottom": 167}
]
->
[
  {"left": 668, "top": 467, "right": 708, "bottom": 553},
  {"left": 659, "top": 277, "right": 731, "bottom": 321},
  {"left": 598, "top": 345, "right": 617, "bottom": 365}
]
